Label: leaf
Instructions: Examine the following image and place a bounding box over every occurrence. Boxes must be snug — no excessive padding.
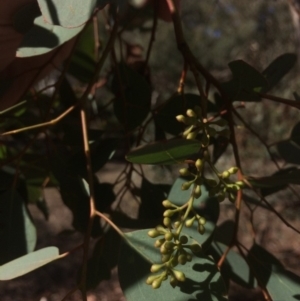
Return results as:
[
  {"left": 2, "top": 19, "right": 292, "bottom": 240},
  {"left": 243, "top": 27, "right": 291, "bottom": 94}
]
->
[
  {"left": 37, "top": 0, "right": 107, "bottom": 28},
  {"left": 68, "top": 24, "right": 96, "bottom": 83},
  {"left": 16, "top": 15, "right": 84, "bottom": 58},
  {"left": 139, "top": 178, "right": 171, "bottom": 219},
  {"left": 248, "top": 167, "right": 300, "bottom": 197},
  {"left": 0, "top": 190, "right": 37, "bottom": 265},
  {"left": 113, "top": 63, "right": 152, "bottom": 130},
  {"left": 167, "top": 178, "right": 219, "bottom": 250},
  {"left": 277, "top": 141, "right": 300, "bottom": 165},
  {"left": 0, "top": 247, "right": 59, "bottom": 280},
  {"left": 209, "top": 221, "right": 257, "bottom": 289},
  {"left": 155, "top": 93, "right": 217, "bottom": 135},
  {"left": 223, "top": 60, "right": 268, "bottom": 102},
  {"left": 118, "top": 229, "right": 227, "bottom": 301},
  {"left": 262, "top": 53, "right": 297, "bottom": 93},
  {"left": 126, "top": 138, "right": 200, "bottom": 165},
  {"left": 247, "top": 244, "right": 300, "bottom": 301}
]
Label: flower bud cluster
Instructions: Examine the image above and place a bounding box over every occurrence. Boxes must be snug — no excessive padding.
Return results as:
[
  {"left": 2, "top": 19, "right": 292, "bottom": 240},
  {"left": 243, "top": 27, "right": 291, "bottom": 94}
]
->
[
  {"left": 176, "top": 106, "right": 229, "bottom": 147},
  {"left": 203, "top": 166, "right": 244, "bottom": 203},
  {"left": 147, "top": 225, "right": 202, "bottom": 289}
]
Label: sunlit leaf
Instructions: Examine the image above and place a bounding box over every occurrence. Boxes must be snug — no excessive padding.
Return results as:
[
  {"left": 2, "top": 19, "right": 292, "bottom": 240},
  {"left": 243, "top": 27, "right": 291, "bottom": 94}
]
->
[
  {"left": 126, "top": 139, "right": 200, "bottom": 165},
  {"left": 0, "top": 247, "right": 59, "bottom": 280}
]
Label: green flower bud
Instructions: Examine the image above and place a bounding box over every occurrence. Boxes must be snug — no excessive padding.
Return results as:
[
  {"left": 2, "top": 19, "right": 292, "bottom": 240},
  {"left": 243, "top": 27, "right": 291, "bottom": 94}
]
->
[
  {"left": 198, "top": 224, "right": 205, "bottom": 235},
  {"left": 183, "top": 125, "right": 194, "bottom": 137},
  {"left": 178, "top": 254, "right": 187, "bottom": 265},
  {"left": 164, "top": 241, "right": 175, "bottom": 250},
  {"left": 163, "top": 209, "right": 174, "bottom": 217},
  {"left": 148, "top": 229, "right": 161, "bottom": 238},
  {"left": 186, "top": 109, "right": 197, "bottom": 118},
  {"left": 154, "top": 238, "right": 165, "bottom": 248},
  {"left": 173, "top": 221, "right": 181, "bottom": 229},
  {"left": 173, "top": 269, "right": 186, "bottom": 282},
  {"left": 235, "top": 180, "right": 245, "bottom": 187},
  {"left": 187, "top": 132, "right": 197, "bottom": 140},
  {"left": 162, "top": 200, "right": 173, "bottom": 208},
  {"left": 181, "top": 180, "right": 193, "bottom": 190},
  {"left": 176, "top": 115, "right": 186, "bottom": 123},
  {"left": 146, "top": 274, "right": 159, "bottom": 285},
  {"left": 163, "top": 217, "right": 172, "bottom": 227},
  {"left": 179, "top": 168, "right": 191, "bottom": 177},
  {"left": 195, "top": 159, "right": 202, "bottom": 171},
  {"left": 151, "top": 264, "right": 164, "bottom": 273},
  {"left": 199, "top": 217, "right": 206, "bottom": 225},
  {"left": 164, "top": 232, "right": 173, "bottom": 241},
  {"left": 185, "top": 216, "right": 195, "bottom": 227},
  {"left": 228, "top": 167, "right": 238, "bottom": 174},
  {"left": 193, "top": 185, "right": 202, "bottom": 198},
  {"left": 179, "top": 235, "right": 188, "bottom": 244},
  {"left": 152, "top": 279, "right": 162, "bottom": 289},
  {"left": 221, "top": 171, "right": 230, "bottom": 179},
  {"left": 155, "top": 225, "right": 167, "bottom": 233},
  {"left": 160, "top": 245, "right": 171, "bottom": 255}
]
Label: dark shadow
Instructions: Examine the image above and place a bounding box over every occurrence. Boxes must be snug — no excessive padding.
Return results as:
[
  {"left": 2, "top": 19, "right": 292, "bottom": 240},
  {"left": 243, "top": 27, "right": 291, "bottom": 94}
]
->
[
  {"left": 44, "top": 0, "right": 60, "bottom": 25},
  {"left": 20, "top": 25, "right": 59, "bottom": 49}
]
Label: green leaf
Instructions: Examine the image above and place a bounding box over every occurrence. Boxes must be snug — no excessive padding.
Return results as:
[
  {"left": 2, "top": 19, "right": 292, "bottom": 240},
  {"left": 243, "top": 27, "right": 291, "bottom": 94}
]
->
[
  {"left": 223, "top": 60, "right": 268, "bottom": 102},
  {"left": 262, "top": 53, "right": 297, "bottom": 93},
  {"left": 118, "top": 229, "right": 227, "bottom": 301},
  {"left": 68, "top": 24, "right": 96, "bottom": 83},
  {"left": 248, "top": 168, "right": 300, "bottom": 188},
  {"left": 0, "top": 247, "right": 59, "bottom": 280},
  {"left": 126, "top": 139, "right": 200, "bottom": 165},
  {"left": 16, "top": 15, "right": 84, "bottom": 58},
  {"left": 209, "top": 221, "right": 257, "bottom": 289},
  {"left": 113, "top": 63, "right": 152, "bottom": 130},
  {"left": 168, "top": 178, "right": 219, "bottom": 250},
  {"left": 247, "top": 244, "right": 300, "bottom": 301},
  {"left": 37, "top": 0, "right": 103, "bottom": 28},
  {"left": 0, "top": 190, "right": 37, "bottom": 264},
  {"left": 155, "top": 93, "right": 217, "bottom": 135}
]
